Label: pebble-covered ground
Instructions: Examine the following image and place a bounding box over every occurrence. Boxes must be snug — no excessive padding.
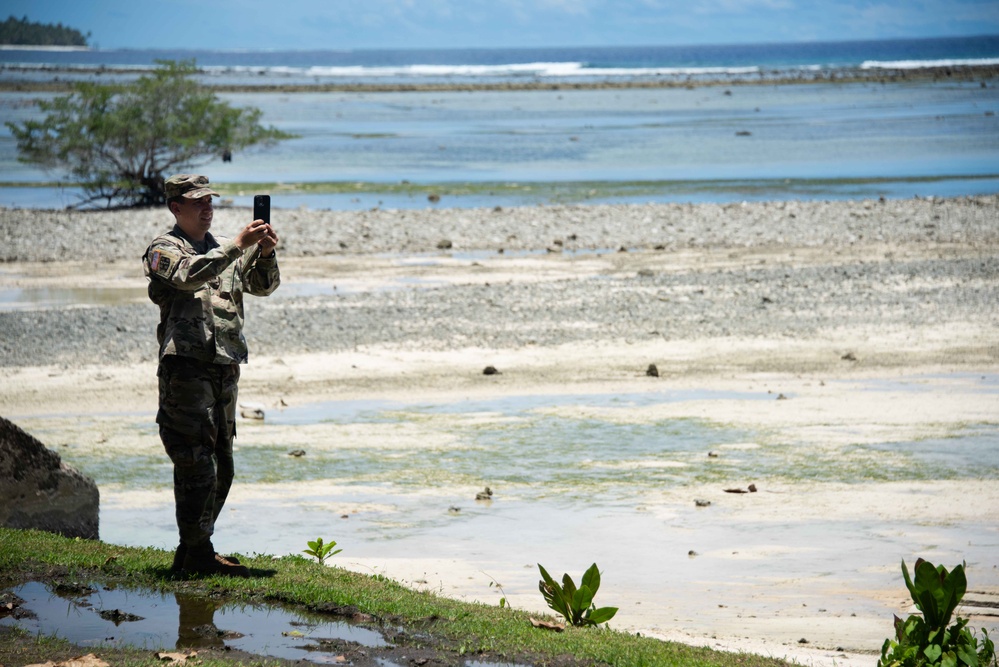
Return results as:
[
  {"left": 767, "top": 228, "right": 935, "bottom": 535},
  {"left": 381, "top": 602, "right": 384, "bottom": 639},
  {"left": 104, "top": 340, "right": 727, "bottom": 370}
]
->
[
  {"left": 3, "top": 196, "right": 996, "bottom": 261},
  {"left": 0, "top": 196, "right": 996, "bottom": 368}
]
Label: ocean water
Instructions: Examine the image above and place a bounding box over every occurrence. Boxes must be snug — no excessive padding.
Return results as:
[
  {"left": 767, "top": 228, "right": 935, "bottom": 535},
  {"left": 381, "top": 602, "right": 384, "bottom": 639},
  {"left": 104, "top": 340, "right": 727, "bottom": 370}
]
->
[
  {"left": 3, "top": 35, "right": 999, "bottom": 84},
  {"left": 1, "top": 36, "right": 998, "bottom": 209}
]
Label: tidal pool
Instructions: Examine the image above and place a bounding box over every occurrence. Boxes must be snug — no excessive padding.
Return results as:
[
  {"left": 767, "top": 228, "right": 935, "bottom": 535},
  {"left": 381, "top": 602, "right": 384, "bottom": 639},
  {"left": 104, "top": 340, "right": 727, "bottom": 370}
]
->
[
  {"left": 0, "top": 285, "right": 148, "bottom": 310},
  {"left": 35, "top": 386, "right": 999, "bottom": 503}
]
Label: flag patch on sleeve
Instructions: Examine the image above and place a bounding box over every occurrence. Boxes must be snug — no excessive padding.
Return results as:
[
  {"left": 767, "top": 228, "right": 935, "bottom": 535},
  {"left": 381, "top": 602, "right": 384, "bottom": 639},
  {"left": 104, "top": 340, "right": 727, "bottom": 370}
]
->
[{"left": 150, "top": 249, "right": 175, "bottom": 276}]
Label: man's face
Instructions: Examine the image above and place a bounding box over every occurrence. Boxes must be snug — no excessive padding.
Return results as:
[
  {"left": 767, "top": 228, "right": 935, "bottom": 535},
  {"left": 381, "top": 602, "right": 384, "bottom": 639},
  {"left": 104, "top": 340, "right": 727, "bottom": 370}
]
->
[{"left": 171, "top": 195, "right": 214, "bottom": 240}]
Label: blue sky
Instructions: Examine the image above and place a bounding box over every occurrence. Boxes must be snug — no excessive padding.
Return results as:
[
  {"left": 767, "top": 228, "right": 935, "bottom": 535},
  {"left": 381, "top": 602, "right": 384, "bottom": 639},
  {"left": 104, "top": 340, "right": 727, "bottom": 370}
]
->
[{"left": 5, "top": 0, "right": 999, "bottom": 50}]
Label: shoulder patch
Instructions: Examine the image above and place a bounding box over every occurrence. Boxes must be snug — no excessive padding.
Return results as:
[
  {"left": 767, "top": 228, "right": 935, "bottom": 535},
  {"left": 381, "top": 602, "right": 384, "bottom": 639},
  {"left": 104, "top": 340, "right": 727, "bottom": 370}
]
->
[{"left": 149, "top": 248, "right": 179, "bottom": 277}]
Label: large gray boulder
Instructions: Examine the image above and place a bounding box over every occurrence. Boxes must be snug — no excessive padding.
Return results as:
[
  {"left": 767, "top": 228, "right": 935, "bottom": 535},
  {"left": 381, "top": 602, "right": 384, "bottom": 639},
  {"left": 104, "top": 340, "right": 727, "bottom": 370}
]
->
[{"left": 0, "top": 415, "right": 99, "bottom": 539}]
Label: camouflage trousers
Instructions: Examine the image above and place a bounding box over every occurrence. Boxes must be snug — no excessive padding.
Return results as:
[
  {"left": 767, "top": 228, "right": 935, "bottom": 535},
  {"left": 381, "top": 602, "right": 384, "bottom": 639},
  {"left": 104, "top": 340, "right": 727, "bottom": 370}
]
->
[{"left": 156, "top": 356, "right": 240, "bottom": 549}]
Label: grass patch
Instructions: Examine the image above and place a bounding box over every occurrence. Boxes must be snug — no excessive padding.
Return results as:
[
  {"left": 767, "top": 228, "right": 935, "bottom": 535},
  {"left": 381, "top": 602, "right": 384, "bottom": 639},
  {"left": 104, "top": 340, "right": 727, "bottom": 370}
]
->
[{"left": 0, "top": 527, "right": 793, "bottom": 667}]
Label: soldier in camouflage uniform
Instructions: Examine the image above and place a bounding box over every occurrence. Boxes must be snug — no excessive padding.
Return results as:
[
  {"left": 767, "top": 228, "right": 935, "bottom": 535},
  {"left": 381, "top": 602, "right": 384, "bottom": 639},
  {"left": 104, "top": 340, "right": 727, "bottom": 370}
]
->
[{"left": 143, "top": 174, "right": 280, "bottom": 577}]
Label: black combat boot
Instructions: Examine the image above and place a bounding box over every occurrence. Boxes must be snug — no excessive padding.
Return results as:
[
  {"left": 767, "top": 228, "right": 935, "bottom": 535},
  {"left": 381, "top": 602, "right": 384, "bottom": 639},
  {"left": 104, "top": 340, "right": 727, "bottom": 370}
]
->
[
  {"left": 173, "top": 543, "right": 239, "bottom": 572},
  {"left": 182, "top": 541, "right": 249, "bottom": 578},
  {"left": 171, "top": 543, "right": 187, "bottom": 572}
]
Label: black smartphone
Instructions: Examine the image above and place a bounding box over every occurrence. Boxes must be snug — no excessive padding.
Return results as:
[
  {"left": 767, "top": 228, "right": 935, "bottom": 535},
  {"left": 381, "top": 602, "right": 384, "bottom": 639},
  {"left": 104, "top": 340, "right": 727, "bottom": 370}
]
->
[{"left": 253, "top": 194, "right": 271, "bottom": 225}]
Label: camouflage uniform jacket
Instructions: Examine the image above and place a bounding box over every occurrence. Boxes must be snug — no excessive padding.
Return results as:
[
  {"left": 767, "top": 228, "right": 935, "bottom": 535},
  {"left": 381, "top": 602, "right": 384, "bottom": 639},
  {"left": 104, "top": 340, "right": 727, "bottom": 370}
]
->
[{"left": 143, "top": 225, "right": 280, "bottom": 364}]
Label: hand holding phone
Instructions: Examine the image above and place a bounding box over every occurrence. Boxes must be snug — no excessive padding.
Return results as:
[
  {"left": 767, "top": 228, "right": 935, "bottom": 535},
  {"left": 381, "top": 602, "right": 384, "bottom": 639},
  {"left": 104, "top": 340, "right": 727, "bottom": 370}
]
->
[
  {"left": 253, "top": 194, "right": 270, "bottom": 225},
  {"left": 250, "top": 194, "right": 278, "bottom": 256}
]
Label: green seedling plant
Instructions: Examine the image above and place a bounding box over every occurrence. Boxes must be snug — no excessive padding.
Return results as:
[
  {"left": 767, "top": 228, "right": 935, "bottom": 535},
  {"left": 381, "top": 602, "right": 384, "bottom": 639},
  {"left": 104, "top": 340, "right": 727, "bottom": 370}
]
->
[
  {"left": 303, "top": 537, "right": 342, "bottom": 565},
  {"left": 483, "top": 571, "right": 510, "bottom": 609},
  {"left": 879, "top": 558, "right": 997, "bottom": 667},
  {"left": 538, "top": 562, "right": 618, "bottom": 627}
]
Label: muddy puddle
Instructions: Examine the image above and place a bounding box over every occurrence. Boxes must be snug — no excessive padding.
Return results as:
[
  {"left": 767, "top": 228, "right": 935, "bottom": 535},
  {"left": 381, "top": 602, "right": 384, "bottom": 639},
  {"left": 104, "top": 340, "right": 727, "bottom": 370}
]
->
[
  {"left": 1, "top": 581, "right": 394, "bottom": 664},
  {"left": 0, "top": 580, "right": 538, "bottom": 665}
]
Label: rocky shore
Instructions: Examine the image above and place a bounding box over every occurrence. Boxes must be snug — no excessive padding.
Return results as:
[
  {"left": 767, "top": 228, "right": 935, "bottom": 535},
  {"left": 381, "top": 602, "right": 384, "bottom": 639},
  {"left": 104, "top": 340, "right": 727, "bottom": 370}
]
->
[
  {"left": 0, "top": 196, "right": 997, "bottom": 371},
  {"left": 3, "top": 63, "right": 997, "bottom": 93},
  {"left": 4, "top": 195, "right": 996, "bottom": 262}
]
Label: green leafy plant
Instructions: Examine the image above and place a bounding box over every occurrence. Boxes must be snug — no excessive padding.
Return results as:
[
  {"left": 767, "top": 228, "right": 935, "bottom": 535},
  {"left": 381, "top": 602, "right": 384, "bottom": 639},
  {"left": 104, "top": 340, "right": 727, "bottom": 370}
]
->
[
  {"left": 302, "top": 537, "right": 342, "bottom": 565},
  {"left": 538, "top": 562, "right": 618, "bottom": 627},
  {"left": 879, "top": 558, "right": 996, "bottom": 667}
]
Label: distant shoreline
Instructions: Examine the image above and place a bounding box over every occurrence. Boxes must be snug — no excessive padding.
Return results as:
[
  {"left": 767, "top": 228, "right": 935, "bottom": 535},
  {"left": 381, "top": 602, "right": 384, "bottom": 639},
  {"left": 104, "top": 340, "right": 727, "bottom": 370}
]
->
[
  {"left": 3, "top": 174, "right": 998, "bottom": 211},
  {"left": 1, "top": 63, "right": 997, "bottom": 93},
  {"left": 0, "top": 45, "right": 90, "bottom": 52}
]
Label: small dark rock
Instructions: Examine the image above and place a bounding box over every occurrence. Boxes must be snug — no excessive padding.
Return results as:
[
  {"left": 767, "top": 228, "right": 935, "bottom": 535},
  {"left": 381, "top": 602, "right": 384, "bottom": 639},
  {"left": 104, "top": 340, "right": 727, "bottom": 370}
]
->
[
  {"left": 646, "top": 364, "right": 659, "bottom": 377},
  {"left": 288, "top": 449, "right": 306, "bottom": 457},
  {"left": 483, "top": 366, "right": 500, "bottom": 375},
  {"left": 428, "top": 193, "right": 441, "bottom": 203},
  {"left": 841, "top": 352, "right": 858, "bottom": 361},
  {"left": 54, "top": 582, "right": 96, "bottom": 597},
  {"left": 0, "top": 592, "right": 28, "bottom": 620},
  {"left": 98, "top": 608, "right": 144, "bottom": 624},
  {"left": 190, "top": 623, "right": 240, "bottom": 640},
  {"left": 436, "top": 238, "right": 452, "bottom": 250}
]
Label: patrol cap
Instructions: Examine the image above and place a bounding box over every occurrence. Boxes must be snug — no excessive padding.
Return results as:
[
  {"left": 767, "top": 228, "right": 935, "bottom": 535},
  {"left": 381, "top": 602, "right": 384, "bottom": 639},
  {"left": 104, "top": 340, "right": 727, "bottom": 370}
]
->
[{"left": 165, "top": 174, "right": 220, "bottom": 200}]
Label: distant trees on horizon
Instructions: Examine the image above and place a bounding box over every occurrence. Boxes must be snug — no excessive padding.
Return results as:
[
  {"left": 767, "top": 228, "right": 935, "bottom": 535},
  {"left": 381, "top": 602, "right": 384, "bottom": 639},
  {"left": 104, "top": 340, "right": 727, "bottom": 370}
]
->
[{"left": 0, "top": 15, "right": 90, "bottom": 47}]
